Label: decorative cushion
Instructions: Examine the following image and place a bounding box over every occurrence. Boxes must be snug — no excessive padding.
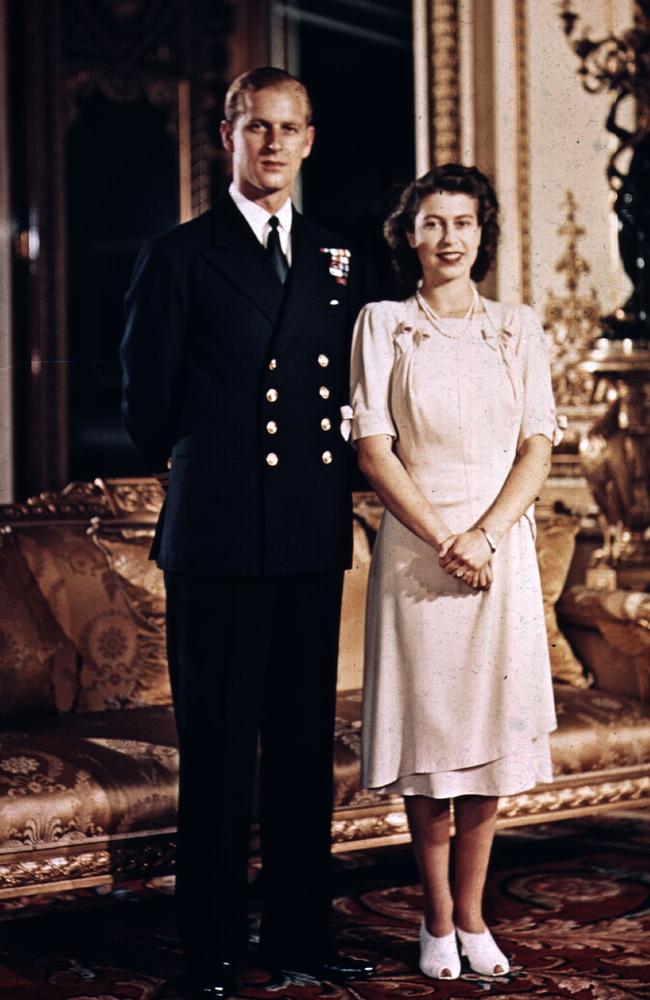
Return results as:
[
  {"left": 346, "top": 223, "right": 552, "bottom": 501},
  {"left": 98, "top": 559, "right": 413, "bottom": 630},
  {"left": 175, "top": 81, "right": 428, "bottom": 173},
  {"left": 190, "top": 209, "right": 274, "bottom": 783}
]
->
[
  {"left": 91, "top": 526, "right": 170, "bottom": 706},
  {"left": 0, "top": 706, "right": 177, "bottom": 853},
  {"left": 536, "top": 515, "right": 591, "bottom": 687},
  {"left": 0, "top": 534, "right": 76, "bottom": 720},
  {"left": 17, "top": 526, "right": 170, "bottom": 713},
  {"left": 94, "top": 527, "right": 165, "bottom": 623}
]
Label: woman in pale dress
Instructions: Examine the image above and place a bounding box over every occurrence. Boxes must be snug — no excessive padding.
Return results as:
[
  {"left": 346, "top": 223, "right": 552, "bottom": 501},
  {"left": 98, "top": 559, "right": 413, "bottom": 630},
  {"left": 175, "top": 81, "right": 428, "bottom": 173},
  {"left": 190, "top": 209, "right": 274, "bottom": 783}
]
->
[{"left": 349, "top": 164, "right": 559, "bottom": 980}]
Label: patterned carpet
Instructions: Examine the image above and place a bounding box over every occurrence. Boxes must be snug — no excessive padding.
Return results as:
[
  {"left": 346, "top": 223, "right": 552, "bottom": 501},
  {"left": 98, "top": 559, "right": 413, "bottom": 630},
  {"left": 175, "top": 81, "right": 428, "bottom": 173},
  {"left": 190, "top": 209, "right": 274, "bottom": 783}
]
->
[{"left": 0, "top": 812, "right": 649, "bottom": 999}]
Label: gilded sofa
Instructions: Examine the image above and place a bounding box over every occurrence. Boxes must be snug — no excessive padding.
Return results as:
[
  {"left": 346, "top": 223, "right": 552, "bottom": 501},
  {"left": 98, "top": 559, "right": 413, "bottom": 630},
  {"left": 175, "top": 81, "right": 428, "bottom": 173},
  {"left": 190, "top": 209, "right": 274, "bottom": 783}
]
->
[{"left": 0, "top": 479, "right": 649, "bottom": 899}]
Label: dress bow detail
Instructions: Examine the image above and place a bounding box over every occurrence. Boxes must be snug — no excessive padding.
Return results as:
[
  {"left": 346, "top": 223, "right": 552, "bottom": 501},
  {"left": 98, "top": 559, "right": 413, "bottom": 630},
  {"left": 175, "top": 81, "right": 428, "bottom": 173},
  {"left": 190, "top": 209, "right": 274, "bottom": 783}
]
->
[
  {"left": 480, "top": 311, "right": 519, "bottom": 399},
  {"left": 553, "top": 413, "right": 568, "bottom": 446},
  {"left": 394, "top": 321, "right": 430, "bottom": 351},
  {"left": 340, "top": 404, "right": 354, "bottom": 441}
]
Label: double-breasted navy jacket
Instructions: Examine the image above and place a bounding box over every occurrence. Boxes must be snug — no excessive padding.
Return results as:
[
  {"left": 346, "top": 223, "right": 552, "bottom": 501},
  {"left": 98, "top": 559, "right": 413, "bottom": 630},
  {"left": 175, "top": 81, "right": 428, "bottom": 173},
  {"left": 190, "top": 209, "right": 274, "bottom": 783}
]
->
[{"left": 120, "top": 195, "right": 357, "bottom": 576}]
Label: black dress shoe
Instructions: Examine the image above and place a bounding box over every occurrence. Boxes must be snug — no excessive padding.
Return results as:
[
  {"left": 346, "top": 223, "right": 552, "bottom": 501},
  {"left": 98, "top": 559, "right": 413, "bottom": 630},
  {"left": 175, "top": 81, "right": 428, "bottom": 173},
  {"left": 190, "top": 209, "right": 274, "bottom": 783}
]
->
[
  {"left": 264, "top": 952, "right": 376, "bottom": 983},
  {"left": 318, "top": 953, "right": 376, "bottom": 982},
  {"left": 190, "top": 961, "right": 237, "bottom": 998}
]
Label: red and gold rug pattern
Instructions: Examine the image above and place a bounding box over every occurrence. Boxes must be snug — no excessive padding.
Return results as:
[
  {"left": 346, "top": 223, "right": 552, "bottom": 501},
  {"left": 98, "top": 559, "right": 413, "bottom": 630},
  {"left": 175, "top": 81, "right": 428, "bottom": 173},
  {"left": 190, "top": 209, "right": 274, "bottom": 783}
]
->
[{"left": 0, "top": 813, "right": 648, "bottom": 999}]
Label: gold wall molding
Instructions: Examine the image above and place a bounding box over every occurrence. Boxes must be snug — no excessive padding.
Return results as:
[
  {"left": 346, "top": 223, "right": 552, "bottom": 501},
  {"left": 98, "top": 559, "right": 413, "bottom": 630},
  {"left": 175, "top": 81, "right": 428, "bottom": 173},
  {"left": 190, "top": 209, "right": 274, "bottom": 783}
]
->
[
  {"left": 514, "top": 0, "right": 532, "bottom": 303},
  {"left": 413, "top": 0, "right": 432, "bottom": 174},
  {"left": 470, "top": 0, "right": 526, "bottom": 302},
  {"left": 429, "top": 0, "right": 461, "bottom": 164},
  {"left": 543, "top": 190, "right": 603, "bottom": 408},
  {"left": 425, "top": 0, "right": 532, "bottom": 311}
]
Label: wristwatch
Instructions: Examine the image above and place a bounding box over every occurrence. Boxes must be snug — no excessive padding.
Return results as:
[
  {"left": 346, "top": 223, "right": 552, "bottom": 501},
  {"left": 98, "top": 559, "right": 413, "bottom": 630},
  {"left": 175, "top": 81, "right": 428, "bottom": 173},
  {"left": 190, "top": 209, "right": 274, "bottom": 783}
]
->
[{"left": 477, "top": 526, "right": 497, "bottom": 553}]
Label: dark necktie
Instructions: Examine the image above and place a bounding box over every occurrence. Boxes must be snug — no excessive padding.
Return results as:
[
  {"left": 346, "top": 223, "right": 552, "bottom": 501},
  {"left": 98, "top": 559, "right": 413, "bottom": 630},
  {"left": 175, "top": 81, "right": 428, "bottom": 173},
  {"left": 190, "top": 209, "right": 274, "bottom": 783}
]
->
[{"left": 267, "top": 216, "right": 289, "bottom": 285}]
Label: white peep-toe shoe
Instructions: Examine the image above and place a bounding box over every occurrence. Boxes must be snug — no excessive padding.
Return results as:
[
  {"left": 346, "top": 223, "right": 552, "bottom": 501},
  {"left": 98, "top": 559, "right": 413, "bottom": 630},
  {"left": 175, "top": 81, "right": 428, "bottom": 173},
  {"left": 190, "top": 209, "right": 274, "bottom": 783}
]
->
[
  {"left": 456, "top": 925, "right": 509, "bottom": 976},
  {"left": 419, "top": 919, "right": 461, "bottom": 980}
]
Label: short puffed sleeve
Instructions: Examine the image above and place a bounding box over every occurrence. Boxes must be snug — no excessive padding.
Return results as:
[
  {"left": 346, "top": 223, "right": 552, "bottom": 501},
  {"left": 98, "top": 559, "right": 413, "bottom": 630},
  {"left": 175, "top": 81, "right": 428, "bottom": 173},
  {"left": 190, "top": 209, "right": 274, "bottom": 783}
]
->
[
  {"left": 518, "top": 305, "right": 562, "bottom": 449},
  {"left": 349, "top": 302, "right": 398, "bottom": 442}
]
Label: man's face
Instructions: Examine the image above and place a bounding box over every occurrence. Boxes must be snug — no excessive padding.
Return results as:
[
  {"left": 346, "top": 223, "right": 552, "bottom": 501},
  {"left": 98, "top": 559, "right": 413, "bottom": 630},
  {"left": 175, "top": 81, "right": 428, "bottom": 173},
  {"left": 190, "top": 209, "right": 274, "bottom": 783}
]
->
[{"left": 220, "top": 85, "right": 315, "bottom": 203}]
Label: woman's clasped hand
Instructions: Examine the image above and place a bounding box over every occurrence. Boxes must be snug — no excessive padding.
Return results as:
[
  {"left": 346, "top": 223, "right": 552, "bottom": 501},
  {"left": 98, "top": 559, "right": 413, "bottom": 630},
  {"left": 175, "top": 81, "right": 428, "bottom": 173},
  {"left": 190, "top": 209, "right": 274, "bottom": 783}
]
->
[{"left": 438, "top": 529, "right": 493, "bottom": 590}]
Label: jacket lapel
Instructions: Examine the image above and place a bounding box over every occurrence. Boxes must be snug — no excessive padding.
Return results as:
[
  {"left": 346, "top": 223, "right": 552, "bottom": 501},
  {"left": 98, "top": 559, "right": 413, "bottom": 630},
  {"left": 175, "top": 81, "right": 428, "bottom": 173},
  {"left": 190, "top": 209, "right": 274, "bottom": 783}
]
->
[
  {"left": 200, "top": 196, "right": 285, "bottom": 324},
  {"left": 270, "top": 210, "right": 333, "bottom": 357}
]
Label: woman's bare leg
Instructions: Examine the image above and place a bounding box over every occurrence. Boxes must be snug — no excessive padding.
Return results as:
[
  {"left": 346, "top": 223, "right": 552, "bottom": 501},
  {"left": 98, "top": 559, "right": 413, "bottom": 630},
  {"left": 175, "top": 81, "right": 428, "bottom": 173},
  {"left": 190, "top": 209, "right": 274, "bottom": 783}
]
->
[
  {"left": 452, "top": 794, "right": 498, "bottom": 932},
  {"left": 452, "top": 795, "right": 506, "bottom": 975},
  {"left": 404, "top": 795, "right": 454, "bottom": 937}
]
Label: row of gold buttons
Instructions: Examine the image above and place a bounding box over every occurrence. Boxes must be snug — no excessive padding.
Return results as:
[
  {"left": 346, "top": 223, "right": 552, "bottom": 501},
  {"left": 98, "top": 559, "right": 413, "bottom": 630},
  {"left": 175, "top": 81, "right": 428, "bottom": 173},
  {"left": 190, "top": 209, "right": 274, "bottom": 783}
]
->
[
  {"left": 265, "top": 451, "right": 332, "bottom": 466},
  {"left": 265, "top": 359, "right": 278, "bottom": 467},
  {"left": 264, "top": 355, "right": 333, "bottom": 467},
  {"left": 267, "top": 417, "right": 330, "bottom": 435},
  {"left": 318, "top": 352, "right": 332, "bottom": 464},
  {"left": 267, "top": 354, "right": 328, "bottom": 371},
  {"left": 267, "top": 387, "right": 331, "bottom": 402},
  {"left": 319, "top": 351, "right": 332, "bottom": 463}
]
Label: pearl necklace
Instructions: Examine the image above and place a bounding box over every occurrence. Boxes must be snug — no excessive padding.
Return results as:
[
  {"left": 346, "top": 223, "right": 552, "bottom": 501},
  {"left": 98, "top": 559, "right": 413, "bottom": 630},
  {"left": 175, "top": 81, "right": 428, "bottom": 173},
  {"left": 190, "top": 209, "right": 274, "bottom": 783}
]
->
[{"left": 416, "top": 286, "right": 479, "bottom": 339}]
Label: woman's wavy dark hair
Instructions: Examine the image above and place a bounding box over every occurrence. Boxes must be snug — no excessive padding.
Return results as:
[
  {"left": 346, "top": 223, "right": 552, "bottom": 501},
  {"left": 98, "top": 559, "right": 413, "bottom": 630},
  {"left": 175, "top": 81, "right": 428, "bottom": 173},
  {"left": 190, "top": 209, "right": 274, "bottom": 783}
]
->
[{"left": 384, "top": 164, "right": 500, "bottom": 287}]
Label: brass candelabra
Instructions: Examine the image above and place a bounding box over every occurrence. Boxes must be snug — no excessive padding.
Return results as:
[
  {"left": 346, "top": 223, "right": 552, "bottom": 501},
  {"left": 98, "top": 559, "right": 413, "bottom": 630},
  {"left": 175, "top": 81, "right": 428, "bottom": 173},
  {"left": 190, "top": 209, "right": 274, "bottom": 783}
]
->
[{"left": 560, "top": 1, "right": 650, "bottom": 585}]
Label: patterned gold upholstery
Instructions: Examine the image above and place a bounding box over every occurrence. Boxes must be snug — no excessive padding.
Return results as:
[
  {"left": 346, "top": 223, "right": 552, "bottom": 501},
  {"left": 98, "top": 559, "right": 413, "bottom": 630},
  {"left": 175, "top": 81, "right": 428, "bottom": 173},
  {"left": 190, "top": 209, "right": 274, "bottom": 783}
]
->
[
  {"left": 551, "top": 686, "right": 650, "bottom": 773},
  {"left": 0, "top": 706, "right": 177, "bottom": 855}
]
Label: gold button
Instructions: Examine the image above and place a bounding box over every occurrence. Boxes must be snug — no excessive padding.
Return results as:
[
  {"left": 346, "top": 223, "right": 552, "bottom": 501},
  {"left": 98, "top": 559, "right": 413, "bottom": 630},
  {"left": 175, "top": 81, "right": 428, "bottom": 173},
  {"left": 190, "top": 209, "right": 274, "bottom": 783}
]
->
[
  {"left": 266, "top": 420, "right": 277, "bottom": 435},
  {"left": 321, "top": 417, "right": 331, "bottom": 431},
  {"left": 266, "top": 452, "right": 279, "bottom": 466},
  {"left": 318, "top": 353, "right": 329, "bottom": 368},
  {"left": 266, "top": 388, "right": 278, "bottom": 402},
  {"left": 268, "top": 358, "right": 277, "bottom": 370},
  {"left": 319, "top": 386, "right": 330, "bottom": 399},
  {"left": 321, "top": 450, "right": 333, "bottom": 464}
]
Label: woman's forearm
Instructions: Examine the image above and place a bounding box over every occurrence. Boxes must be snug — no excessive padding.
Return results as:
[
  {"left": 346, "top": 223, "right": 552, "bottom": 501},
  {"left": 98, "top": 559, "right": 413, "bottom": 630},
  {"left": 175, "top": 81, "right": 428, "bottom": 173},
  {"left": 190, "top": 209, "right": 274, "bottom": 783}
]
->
[
  {"left": 477, "top": 435, "right": 552, "bottom": 544},
  {"left": 357, "top": 436, "right": 452, "bottom": 551}
]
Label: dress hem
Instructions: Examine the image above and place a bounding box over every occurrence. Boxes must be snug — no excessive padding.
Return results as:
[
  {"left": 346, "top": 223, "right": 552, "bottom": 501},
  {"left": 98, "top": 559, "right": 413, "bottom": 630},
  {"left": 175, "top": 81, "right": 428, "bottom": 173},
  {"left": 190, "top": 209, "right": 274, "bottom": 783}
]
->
[
  {"left": 365, "top": 772, "right": 556, "bottom": 800},
  {"left": 361, "top": 721, "right": 558, "bottom": 787}
]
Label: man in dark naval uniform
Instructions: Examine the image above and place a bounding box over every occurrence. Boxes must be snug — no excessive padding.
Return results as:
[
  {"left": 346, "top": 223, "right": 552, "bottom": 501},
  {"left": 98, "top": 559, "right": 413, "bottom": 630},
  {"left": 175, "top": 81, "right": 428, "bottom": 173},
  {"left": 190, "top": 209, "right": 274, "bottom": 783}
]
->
[{"left": 120, "top": 67, "right": 374, "bottom": 999}]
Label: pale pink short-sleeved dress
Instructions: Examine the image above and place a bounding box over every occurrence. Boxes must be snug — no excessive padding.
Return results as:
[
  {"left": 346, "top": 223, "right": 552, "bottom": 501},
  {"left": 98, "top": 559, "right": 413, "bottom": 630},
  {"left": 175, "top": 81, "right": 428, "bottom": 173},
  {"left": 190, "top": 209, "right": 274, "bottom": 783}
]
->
[{"left": 349, "top": 293, "right": 559, "bottom": 798}]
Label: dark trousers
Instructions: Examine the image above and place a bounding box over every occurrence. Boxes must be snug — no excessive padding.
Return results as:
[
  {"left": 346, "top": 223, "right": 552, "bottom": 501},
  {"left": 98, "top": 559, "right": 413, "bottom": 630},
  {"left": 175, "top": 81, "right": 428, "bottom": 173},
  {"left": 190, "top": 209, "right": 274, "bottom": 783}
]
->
[{"left": 165, "top": 570, "right": 344, "bottom": 977}]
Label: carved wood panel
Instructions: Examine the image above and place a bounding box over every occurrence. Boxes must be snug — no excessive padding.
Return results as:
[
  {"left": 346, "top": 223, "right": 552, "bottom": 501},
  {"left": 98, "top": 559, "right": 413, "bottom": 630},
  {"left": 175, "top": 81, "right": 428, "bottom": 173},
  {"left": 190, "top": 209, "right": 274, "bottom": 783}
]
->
[{"left": 10, "top": 0, "right": 234, "bottom": 496}]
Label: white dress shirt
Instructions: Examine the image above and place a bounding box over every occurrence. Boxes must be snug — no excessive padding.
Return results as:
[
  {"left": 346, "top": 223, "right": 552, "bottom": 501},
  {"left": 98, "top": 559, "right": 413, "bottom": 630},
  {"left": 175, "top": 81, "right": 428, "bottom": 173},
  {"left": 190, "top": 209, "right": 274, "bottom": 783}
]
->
[{"left": 228, "top": 182, "right": 293, "bottom": 264}]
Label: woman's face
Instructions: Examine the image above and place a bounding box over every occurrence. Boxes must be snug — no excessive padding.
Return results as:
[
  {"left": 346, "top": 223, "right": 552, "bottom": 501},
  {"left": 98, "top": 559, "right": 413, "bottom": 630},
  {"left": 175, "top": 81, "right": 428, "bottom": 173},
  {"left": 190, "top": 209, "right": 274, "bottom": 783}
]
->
[{"left": 407, "top": 190, "right": 481, "bottom": 284}]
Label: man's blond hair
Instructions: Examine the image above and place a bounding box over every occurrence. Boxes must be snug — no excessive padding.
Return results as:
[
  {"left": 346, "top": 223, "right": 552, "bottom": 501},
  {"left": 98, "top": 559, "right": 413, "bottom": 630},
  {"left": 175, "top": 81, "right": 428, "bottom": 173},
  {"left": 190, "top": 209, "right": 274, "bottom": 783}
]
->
[{"left": 223, "top": 66, "right": 313, "bottom": 124}]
